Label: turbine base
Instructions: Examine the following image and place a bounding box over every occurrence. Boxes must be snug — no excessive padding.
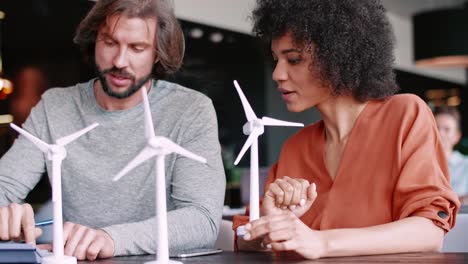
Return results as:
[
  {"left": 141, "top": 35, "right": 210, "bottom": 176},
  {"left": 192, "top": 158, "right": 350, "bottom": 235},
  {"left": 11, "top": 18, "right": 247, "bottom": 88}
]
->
[
  {"left": 236, "top": 225, "right": 247, "bottom": 237},
  {"left": 42, "top": 255, "right": 77, "bottom": 264},
  {"left": 145, "top": 260, "right": 183, "bottom": 264}
]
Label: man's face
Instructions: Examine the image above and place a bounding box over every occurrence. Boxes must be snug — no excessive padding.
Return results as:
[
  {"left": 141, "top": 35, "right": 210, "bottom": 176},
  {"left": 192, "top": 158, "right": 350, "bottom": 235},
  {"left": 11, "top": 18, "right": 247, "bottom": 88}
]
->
[
  {"left": 435, "top": 113, "right": 461, "bottom": 152},
  {"left": 95, "top": 14, "right": 158, "bottom": 99}
]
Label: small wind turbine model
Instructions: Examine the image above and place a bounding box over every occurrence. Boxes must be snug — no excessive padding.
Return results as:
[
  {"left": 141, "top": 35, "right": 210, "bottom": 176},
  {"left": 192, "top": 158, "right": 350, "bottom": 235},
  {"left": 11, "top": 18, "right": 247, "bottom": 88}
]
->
[
  {"left": 10, "top": 122, "right": 99, "bottom": 264},
  {"left": 113, "top": 87, "right": 207, "bottom": 264},
  {"left": 232, "top": 80, "right": 304, "bottom": 233}
]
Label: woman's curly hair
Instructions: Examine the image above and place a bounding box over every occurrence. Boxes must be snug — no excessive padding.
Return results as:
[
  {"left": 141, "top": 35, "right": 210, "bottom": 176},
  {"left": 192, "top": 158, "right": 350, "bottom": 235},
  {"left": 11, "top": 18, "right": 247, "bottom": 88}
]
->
[{"left": 252, "top": 0, "right": 398, "bottom": 101}]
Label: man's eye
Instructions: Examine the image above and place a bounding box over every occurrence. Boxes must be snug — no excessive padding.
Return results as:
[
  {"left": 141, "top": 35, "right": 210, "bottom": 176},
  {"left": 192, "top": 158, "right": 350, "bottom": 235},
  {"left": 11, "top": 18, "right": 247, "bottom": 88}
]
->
[
  {"left": 104, "top": 40, "right": 115, "bottom": 46},
  {"left": 132, "top": 47, "right": 145, "bottom": 53}
]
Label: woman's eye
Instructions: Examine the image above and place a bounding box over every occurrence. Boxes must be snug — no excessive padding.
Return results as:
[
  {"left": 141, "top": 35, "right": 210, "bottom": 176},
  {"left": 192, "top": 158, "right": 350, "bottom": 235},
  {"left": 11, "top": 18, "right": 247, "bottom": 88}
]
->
[{"left": 288, "top": 58, "right": 301, "bottom": 65}]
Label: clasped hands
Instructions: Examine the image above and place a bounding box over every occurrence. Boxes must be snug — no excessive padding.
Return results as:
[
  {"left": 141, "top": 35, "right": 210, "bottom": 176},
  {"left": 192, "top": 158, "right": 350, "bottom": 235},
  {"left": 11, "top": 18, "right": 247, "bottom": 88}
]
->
[
  {"left": 242, "top": 176, "right": 325, "bottom": 259},
  {"left": 0, "top": 203, "right": 114, "bottom": 260}
]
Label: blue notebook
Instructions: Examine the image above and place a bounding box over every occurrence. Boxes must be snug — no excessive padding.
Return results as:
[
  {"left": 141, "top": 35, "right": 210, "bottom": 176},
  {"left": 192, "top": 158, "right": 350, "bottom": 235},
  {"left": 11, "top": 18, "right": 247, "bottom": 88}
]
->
[{"left": 0, "top": 243, "right": 41, "bottom": 263}]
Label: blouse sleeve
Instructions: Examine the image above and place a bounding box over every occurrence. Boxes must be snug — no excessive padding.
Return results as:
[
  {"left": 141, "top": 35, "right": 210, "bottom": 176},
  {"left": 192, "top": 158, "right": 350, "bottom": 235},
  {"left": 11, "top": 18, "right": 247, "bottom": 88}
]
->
[{"left": 393, "top": 98, "right": 460, "bottom": 232}]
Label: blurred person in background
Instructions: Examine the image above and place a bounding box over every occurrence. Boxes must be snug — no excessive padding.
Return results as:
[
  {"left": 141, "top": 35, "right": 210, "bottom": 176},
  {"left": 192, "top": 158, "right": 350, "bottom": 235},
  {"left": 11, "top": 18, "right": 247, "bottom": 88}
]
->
[
  {"left": 10, "top": 65, "right": 48, "bottom": 125},
  {"left": 434, "top": 106, "right": 468, "bottom": 205}
]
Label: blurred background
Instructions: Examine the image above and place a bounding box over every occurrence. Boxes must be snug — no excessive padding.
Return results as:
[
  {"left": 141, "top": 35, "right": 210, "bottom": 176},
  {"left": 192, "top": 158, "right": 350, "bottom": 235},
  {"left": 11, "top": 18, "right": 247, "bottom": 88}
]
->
[{"left": 0, "top": 0, "right": 467, "bottom": 209}]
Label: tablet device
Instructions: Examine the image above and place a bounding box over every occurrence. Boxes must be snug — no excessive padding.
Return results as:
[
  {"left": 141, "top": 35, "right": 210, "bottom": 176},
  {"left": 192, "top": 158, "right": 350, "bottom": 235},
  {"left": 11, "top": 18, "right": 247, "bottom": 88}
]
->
[{"left": 171, "top": 248, "right": 222, "bottom": 258}]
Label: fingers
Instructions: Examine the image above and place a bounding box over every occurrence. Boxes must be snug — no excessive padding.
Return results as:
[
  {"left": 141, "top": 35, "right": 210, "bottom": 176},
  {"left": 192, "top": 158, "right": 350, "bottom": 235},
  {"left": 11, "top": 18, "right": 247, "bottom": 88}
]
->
[
  {"left": 0, "top": 207, "right": 9, "bottom": 240},
  {"left": 288, "top": 178, "right": 309, "bottom": 210},
  {"left": 265, "top": 182, "right": 285, "bottom": 207},
  {"left": 62, "top": 222, "right": 114, "bottom": 261},
  {"left": 306, "top": 183, "right": 317, "bottom": 207},
  {"left": 244, "top": 212, "right": 296, "bottom": 240},
  {"left": 287, "top": 182, "right": 317, "bottom": 218},
  {"left": 35, "top": 227, "right": 43, "bottom": 239},
  {"left": 74, "top": 229, "right": 97, "bottom": 260},
  {"left": 62, "top": 221, "right": 74, "bottom": 248},
  {"left": 64, "top": 223, "right": 88, "bottom": 257},
  {"left": 250, "top": 214, "right": 308, "bottom": 254},
  {"left": 291, "top": 177, "right": 306, "bottom": 208},
  {"left": 21, "top": 204, "right": 36, "bottom": 244},
  {"left": 0, "top": 203, "right": 36, "bottom": 243},
  {"left": 269, "top": 240, "right": 297, "bottom": 252},
  {"left": 299, "top": 180, "right": 309, "bottom": 206},
  {"left": 268, "top": 176, "right": 309, "bottom": 209},
  {"left": 275, "top": 177, "right": 294, "bottom": 208},
  {"left": 37, "top": 243, "right": 53, "bottom": 251},
  {"left": 8, "top": 203, "right": 23, "bottom": 241},
  {"left": 87, "top": 235, "right": 105, "bottom": 260}
]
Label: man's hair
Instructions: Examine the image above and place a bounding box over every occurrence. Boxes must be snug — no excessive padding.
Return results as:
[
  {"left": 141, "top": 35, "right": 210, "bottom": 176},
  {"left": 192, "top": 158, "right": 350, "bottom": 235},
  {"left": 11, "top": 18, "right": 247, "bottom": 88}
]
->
[
  {"left": 252, "top": 0, "right": 398, "bottom": 102},
  {"left": 434, "top": 105, "right": 462, "bottom": 131},
  {"left": 74, "top": 0, "right": 184, "bottom": 79}
]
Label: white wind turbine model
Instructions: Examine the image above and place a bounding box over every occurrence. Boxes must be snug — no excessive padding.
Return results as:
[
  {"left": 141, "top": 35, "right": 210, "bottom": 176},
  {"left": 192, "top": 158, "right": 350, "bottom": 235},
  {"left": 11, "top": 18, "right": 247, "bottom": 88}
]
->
[
  {"left": 113, "top": 87, "right": 207, "bottom": 264},
  {"left": 10, "top": 122, "right": 99, "bottom": 264},
  {"left": 233, "top": 80, "right": 304, "bottom": 231}
]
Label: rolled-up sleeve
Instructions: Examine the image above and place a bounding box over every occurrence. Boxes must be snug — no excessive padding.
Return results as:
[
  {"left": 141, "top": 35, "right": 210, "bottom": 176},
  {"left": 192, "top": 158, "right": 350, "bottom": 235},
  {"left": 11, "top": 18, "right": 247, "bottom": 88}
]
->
[{"left": 393, "top": 99, "right": 460, "bottom": 232}]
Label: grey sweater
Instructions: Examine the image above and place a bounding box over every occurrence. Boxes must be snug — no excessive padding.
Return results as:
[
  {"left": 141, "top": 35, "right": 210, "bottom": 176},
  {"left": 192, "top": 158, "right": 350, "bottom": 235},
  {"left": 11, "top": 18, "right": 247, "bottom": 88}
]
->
[{"left": 0, "top": 79, "right": 226, "bottom": 256}]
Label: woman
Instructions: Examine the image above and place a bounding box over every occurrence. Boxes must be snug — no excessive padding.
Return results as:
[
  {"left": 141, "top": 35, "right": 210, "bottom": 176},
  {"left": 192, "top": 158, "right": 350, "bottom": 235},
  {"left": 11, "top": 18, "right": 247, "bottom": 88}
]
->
[{"left": 234, "top": 0, "right": 460, "bottom": 259}]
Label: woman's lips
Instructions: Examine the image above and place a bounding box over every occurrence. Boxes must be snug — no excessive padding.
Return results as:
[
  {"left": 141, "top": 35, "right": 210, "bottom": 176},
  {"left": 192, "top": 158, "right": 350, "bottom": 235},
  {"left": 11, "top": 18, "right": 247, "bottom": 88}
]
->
[{"left": 279, "top": 88, "right": 296, "bottom": 102}]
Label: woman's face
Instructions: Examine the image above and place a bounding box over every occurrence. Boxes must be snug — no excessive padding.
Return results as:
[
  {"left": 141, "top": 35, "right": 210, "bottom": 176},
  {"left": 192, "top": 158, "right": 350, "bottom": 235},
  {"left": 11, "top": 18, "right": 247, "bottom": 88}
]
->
[{"left": 271, "top": 33, "right": 331, "bottom": 112}]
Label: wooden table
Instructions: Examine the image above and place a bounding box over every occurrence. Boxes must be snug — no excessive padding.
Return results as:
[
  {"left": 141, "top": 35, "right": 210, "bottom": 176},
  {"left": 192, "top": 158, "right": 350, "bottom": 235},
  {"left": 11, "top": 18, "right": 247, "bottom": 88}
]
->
[{"left": 80, "top": 251, "right": 468, "bottom": 263}]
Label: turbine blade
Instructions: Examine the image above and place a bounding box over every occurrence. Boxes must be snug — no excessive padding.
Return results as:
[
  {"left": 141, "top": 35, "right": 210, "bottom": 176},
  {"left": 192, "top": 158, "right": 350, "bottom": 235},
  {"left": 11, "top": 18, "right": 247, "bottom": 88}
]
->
[
  {"left": 261, "top": 117, "right": 304, "bottom": 127},
  {"left": 141, "top": 87, "right": 155, "bottom": 139},
  {"left": 10, "top": 123, "right": 50, "bottom": 153},
  {"left": 234, "top": 130, "right": 259, "bottom": 165},
  {"left": 161, "top": 138, "right": 207, "bottom": 164},
  {"left": 233, "top": 80, "right": 257, "bottom": 121},
  {"left": 56, "top": 123, "right": 99, "bottom": 146},
  {"left": 113, "top": 146, "right": 156, "bottom": 181}
]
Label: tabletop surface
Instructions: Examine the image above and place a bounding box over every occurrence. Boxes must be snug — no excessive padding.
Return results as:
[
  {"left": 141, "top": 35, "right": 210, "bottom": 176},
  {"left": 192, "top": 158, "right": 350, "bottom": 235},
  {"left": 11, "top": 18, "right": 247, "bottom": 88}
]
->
[{"left": 79, "top": 251, "right": 468, "bottom": 263}]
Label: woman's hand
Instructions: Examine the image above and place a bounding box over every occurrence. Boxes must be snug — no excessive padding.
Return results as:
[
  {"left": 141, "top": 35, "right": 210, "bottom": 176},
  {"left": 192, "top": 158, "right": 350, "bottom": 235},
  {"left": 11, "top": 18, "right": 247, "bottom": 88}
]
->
[
  {"left": 262, "top": 176, "right": 317, "bottom": 218},
  {"left": 243, "top": 211, "right": 327, "bottom": 259}
]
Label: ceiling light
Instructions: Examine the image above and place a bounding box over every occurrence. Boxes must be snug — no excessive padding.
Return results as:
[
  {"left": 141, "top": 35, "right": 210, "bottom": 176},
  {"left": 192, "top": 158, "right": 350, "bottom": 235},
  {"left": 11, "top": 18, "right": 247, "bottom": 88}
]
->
[
  {"left": 209, "top": 32, "right": 223, "bottom": 43},
  {"left": 189, "top": 28, "right": 204, "bottom": 39}
]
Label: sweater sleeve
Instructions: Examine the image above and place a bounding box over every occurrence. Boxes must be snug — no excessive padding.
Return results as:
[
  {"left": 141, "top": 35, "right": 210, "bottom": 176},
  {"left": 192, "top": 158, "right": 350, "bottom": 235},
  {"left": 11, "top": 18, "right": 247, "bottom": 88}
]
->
[
  {"left": 102, "top": 97, "right": 226, "bottom": 256},
  {"left": 0, "top": 100, "right": 47, "bottom": 206},
  {"left": 393, "top": 98, "right": 460, "bottom": 232}
]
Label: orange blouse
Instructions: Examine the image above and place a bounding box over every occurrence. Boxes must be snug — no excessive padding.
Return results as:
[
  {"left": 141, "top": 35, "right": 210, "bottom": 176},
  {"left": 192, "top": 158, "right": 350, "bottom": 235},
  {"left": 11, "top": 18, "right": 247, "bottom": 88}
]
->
[{"left": 234, "top": 94, "right": 460, "bottom": 234}]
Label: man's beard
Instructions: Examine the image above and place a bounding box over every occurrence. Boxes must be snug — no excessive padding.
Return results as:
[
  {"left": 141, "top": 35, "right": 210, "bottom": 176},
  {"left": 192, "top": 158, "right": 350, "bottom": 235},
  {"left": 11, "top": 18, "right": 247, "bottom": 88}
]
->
[{"left": 95, "top": 64, "right": 152, "bottom": 99}]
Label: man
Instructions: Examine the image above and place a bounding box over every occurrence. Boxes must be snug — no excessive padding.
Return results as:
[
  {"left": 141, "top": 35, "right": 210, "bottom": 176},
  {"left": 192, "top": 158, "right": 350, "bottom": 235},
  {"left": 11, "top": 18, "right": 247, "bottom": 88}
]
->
[
  {"left": 434, "top": 106, "right": 468, "bottom": 205},
  {"left": 0, "top": 0, "right": 225, "bottom": 261}
]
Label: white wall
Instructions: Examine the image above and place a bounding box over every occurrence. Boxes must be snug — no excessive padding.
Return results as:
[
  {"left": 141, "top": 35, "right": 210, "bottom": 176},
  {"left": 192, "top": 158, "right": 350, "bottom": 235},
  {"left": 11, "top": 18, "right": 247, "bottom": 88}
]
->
[
  {"left": 173, "top": 0, "right": 256, "bottom": 34},
  {"left": 174, "top": 0, "right": 467, "bottom": 85}
]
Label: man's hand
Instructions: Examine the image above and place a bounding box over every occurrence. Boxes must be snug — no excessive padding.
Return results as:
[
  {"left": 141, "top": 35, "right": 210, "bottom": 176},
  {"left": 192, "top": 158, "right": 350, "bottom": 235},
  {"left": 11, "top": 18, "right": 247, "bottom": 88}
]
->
[
  {"left": 60, "top": 222, "right": 114, "bottom": 261},
  {"left": 0, "top": 203, "right": 42, "bottom": 244}
]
